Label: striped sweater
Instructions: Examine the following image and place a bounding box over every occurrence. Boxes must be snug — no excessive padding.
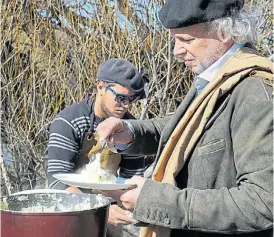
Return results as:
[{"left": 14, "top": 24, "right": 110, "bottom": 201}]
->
[{"left": 47, "top": 99, "right": 152, "bottom": 189}]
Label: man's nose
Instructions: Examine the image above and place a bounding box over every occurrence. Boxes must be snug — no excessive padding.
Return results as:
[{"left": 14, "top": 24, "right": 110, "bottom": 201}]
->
[{"left": 173, "top": 42, "right": 186, "bottom": 57}]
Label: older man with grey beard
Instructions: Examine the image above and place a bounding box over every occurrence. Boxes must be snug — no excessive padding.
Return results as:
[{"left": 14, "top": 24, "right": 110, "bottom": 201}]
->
[{"left": 95, "top": 0, "right": 273, "bottom": 237}]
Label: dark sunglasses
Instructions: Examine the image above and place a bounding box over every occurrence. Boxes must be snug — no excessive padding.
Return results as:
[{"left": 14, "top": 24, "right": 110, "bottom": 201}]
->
[{"left": 105, "top": 86, "right": 140, "bottom": 105}]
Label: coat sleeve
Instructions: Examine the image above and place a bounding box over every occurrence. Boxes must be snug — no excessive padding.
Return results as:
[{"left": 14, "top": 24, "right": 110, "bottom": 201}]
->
[
  {"left": 122, "top": 116, "right": 170, "bottom": 156},
  {"left": 133, "top": 79, "right": 273, "bottom": 233}
]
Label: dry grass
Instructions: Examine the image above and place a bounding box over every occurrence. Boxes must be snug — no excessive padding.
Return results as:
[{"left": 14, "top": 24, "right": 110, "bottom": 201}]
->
[{"left": 1, "top": 0, "right": 272, "bottom": 195}]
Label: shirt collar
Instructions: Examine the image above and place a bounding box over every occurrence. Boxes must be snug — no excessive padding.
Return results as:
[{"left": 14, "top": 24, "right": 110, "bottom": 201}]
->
[{"left": 198, "top": 43, "right": 245, "bottom": 82}]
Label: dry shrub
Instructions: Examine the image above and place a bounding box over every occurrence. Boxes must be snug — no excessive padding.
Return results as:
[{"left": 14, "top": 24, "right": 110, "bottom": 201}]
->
[{"left": 1, "top": 0, "right": 272, "bottom": 195}]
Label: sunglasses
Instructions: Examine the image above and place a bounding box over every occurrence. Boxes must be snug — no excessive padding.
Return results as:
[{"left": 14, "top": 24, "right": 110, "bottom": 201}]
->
[{"left": 105, "top": 86, "right": 139, "bottom": 105}]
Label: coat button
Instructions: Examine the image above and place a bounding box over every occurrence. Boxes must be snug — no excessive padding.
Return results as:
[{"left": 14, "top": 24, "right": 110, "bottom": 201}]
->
[{"left": 164, "top": 217, "right": 170, "bottom": 225}]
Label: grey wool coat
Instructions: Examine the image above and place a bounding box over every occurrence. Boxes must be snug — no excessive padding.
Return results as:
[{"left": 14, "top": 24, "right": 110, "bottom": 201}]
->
[{"left": 124, "top": 76, "right": 273, "bottom": 237}]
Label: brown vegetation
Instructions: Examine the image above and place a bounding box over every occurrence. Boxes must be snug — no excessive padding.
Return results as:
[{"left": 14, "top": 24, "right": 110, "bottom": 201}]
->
[{"left": 1, "top": 0, "right": 272, "bottom": 195}]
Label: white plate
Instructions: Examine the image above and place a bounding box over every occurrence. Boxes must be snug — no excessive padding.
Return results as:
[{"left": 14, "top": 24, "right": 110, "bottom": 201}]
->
[{"left": 53, "top": 173, "right": 136, "bottom": 190}]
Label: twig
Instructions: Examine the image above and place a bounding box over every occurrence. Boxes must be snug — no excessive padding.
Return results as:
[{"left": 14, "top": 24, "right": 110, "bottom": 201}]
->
[{"left": 0, "top": 153, "right": 12, "bottom": 195}]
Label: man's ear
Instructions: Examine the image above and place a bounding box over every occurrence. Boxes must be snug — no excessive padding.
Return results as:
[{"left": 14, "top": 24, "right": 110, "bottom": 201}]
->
[
  {"left": 218, "top": 30, "right": 232, "bottom": 44},
  {"left": 97, "top": 80, "right": 104, "bottom": 90}
]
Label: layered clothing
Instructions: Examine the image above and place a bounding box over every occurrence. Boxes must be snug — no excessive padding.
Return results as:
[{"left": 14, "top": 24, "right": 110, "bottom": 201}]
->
[{"left": 123, "top": 48, "right": 273, "bottom": 237}]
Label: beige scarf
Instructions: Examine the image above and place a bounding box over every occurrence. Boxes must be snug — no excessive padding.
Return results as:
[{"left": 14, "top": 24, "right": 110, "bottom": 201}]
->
[{"left": 139, "top": 48, "right": 273, "bottom": 237}]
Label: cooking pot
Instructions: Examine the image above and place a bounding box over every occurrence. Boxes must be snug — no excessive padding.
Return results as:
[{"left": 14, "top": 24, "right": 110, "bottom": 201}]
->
[{"left": 1, "top": 189, "right": 110, "bottom": 237}]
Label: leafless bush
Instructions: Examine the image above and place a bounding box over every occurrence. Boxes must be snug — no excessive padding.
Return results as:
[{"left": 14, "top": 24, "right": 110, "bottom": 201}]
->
[{"left": 1, "top": 0, "right": 272, "bottom": 195}]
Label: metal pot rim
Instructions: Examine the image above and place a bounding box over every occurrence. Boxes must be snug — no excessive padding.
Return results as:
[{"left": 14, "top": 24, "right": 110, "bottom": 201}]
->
[
  {"left": 0, "top": 207, "right": 108, "bottom": 215},
  {"left": 1, "top": 189, "right": 110, "bottom": 214}
]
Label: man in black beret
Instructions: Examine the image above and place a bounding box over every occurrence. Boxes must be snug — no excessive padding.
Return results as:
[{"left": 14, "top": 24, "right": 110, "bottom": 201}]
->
[
  {"left": 47, "top": 58, "right": 153, "bottom": 237},
  {"left": 95, "top": 0, "right": 273, "bottom": 237}
]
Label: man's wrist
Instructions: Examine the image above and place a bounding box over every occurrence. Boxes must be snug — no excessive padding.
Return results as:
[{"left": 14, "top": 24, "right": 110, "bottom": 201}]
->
[
  {"left": 113, "top": 120, "right": 135, "bottom": 152},
  {"left": 124, "top": 120, "right": 135, "bottom": 141}
]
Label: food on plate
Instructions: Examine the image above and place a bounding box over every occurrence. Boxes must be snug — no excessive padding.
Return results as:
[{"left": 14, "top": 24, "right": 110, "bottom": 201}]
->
[{"left": 81, "top": 153, "right": 116, "bottom": 183}]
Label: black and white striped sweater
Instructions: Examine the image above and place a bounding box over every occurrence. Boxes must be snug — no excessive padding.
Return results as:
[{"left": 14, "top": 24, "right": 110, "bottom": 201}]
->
[{"left": 47, "top": 99, "right": 152, "bottom": 189}]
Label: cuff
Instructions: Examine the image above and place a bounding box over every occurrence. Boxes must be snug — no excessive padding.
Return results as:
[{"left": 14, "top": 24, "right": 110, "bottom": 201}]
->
[
  {"left": 133, "top": 179, "right": 193, "bottom": 229},
  {"left": 113, "top": 120, "right": 135, "bottom": 151},
  {"left": 133, "top": 179, "right": 173, "bottom": 228}
]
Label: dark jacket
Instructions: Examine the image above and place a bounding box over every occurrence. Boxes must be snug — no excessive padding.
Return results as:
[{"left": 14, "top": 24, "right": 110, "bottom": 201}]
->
[{"left": 124, "top": 76, "right": 273, "bottom": 236}]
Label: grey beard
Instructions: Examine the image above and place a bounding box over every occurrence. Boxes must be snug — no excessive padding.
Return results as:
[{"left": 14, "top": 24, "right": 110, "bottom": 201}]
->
[
  {"left": 174, "top": 57, "right": 212, "bottom": 74},
  {"left": 193, "top": 56, "right": 219, "bottom": 75}
]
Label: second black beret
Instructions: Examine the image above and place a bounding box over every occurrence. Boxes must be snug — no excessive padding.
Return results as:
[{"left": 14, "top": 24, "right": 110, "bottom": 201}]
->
[{"left": 96, "top": 58, "right": 145, "bottom": 97}]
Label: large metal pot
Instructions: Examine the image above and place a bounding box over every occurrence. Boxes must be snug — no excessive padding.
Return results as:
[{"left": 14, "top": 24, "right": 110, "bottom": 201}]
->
[{"left": 1, "top": 189, "right": 110, "bottom": 237}]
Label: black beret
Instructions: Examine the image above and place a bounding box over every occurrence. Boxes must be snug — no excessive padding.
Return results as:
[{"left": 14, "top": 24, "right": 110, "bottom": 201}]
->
[
  {"left": 159, "top": 0, "right": 244, "bottom": 29},
  {"left": 96, "top": 58, "right": 145, "bottom": 97}
]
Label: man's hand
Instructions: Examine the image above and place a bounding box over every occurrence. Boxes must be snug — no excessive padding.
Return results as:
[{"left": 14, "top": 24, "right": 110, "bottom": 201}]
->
[
  {"left": 108, "top": 204, "right": 137, "bottom": 226},
  {"left": 95, "top": 189, "right": 127, "bottom": 206},
  {"left": 96, "top": 117, "right": 133, "bottom": 144},
  {"left": 65, "top": 186, "right": 82, "bottom": 193},
  {"left": 120, "top": 176, "right": 147, "bottom": 211}
]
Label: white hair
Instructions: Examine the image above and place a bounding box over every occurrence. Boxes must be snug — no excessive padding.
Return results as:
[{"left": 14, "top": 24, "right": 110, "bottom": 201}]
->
[{"left": 205, "top": 6, "right": 264, "bottom": 45}]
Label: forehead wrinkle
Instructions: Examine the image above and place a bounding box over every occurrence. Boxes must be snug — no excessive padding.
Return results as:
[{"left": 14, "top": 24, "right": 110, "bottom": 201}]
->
[{"left": 170, "top": 24, "right": 210, "bottom": 39}]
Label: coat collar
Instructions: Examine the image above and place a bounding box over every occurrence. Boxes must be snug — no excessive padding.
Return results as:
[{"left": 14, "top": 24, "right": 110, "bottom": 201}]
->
[{"left": 161, "top": 85, "right": 197, "bottom": 144}]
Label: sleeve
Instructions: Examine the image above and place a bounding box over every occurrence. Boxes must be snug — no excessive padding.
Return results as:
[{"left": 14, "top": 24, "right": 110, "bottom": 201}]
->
[
  {"left": 47, "top": 116, "right": 80, "bottom": 190},
  {"left": 122, "top": 116, "right": 170, "bottom": 156},
  {"left": 113, "top": 120, "right": 135, "bottom": 151},
  {"left": 133, "top": 87, "right": 273, "bottom": 233}
]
